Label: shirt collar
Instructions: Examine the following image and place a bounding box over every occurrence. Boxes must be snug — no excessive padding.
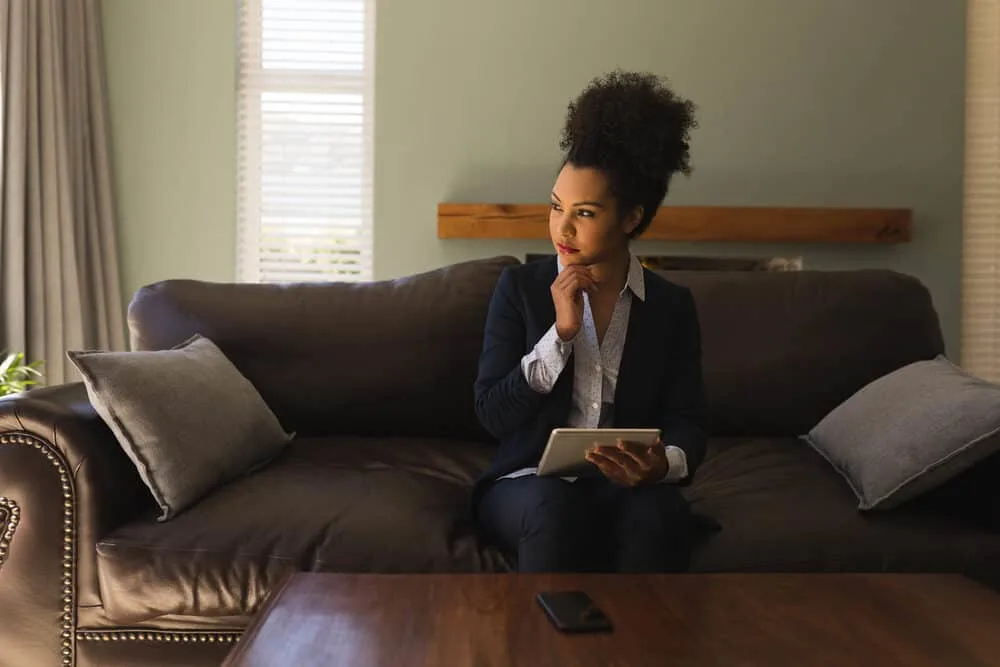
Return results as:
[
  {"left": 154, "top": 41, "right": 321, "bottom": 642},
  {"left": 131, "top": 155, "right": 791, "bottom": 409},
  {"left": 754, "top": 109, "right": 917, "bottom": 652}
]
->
[{"left": 555, "top": 254, "right": 646, "bottom": 302}]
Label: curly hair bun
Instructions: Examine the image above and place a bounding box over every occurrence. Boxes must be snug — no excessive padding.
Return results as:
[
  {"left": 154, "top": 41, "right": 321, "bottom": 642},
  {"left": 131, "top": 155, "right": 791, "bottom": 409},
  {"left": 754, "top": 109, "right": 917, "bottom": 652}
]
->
[{"left": 562, "top": 69, "right": 695, "bottom": 180}]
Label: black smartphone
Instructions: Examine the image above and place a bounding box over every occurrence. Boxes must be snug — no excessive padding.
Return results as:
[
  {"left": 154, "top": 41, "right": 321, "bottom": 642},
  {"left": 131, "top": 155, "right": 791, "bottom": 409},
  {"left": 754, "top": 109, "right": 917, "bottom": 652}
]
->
[{"left": 536, "top": 591, "right": 613, "bottom": 633}]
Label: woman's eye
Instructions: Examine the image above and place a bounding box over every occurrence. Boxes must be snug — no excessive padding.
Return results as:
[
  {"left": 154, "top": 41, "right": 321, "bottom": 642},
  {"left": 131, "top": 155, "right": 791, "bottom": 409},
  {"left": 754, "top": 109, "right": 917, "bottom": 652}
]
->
[
  {"left": 550, "top": 202, "right": 562, "bottom": 212},
  {"left": 577, "top": 209, "right": 594, "bottom": 218}
]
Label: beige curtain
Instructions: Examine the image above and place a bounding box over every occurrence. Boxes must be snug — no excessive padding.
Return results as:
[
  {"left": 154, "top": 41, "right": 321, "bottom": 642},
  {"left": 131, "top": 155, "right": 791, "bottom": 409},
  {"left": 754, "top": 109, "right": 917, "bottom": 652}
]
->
[{"left": 0, "top": 0, "right": 126, "bottom": 385}]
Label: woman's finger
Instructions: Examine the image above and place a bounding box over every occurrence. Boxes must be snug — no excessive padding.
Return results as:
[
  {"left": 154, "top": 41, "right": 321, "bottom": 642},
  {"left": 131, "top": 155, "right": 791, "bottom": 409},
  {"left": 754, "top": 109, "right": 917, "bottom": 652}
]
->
[
  {"left": 615, "top": 441, "right": 651, "bottom": 470},
  {"left": 604, "top": 446, "right": 654, "bottom": 486},
  {"left": 566, "top": 273, "right": 596, "bottom": 295},
  {"left": 562, "top": 265, "right": 596, "bottom": 285},
  {"left": 591, "top": 449, "right": 644, "bottom": 486},
  {"left": 595, "top": 445, "right": 640, "bottom": 471},
  {"left": 586, "top": 448, "right": 617, "bottom": 468},
  {"left": 587, "top": 449, "right": 626, "bottom": 474},
  {"left": 586, "top": 452, "right": 625, "bottom": 482}
]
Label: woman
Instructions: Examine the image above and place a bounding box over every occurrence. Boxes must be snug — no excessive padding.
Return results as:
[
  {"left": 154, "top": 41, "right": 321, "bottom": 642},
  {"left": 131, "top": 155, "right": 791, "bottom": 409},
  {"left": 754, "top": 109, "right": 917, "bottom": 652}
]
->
[{"left": 472, "top": 70, "right": 705, "bottom": 573}]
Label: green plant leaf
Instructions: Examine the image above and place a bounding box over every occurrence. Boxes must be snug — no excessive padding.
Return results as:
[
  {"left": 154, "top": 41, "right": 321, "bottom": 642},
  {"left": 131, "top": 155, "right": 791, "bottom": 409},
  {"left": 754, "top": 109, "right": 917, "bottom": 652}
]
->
[
  {"left": 0, "top": 353, "right": 18, "bottom": 377},
  {"left": 0, "top": 352, "right": 45, "bottom": 395}
]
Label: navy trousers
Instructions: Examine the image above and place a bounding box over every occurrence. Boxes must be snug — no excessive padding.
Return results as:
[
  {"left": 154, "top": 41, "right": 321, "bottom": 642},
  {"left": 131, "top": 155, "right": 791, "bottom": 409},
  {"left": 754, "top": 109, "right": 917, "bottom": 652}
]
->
[{"left": 478, "top": 475, "right": 693, "bottom": 573}]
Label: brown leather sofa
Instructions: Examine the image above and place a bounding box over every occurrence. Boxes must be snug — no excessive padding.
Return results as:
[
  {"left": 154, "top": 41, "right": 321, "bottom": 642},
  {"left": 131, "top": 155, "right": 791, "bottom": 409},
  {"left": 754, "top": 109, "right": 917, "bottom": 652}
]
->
[{"left": 1, "top": 255, "right": 998, "bottom": 667}]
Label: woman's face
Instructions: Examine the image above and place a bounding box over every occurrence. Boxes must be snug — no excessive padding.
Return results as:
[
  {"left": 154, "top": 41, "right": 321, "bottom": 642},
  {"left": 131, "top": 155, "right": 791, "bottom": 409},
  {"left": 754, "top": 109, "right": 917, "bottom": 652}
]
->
[{"left": 548, "top": 163, "right": 639, "bottom": 266}]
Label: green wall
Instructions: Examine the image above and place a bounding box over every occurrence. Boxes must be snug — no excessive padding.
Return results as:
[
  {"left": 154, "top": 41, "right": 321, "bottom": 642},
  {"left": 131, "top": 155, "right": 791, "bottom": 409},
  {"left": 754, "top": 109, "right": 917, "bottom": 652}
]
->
[
  {"left": 101, "top": 0, "right": 238, "bottom": 295},
  {"left": 102, "top": 0, "right": 966, "bottom": 353}
]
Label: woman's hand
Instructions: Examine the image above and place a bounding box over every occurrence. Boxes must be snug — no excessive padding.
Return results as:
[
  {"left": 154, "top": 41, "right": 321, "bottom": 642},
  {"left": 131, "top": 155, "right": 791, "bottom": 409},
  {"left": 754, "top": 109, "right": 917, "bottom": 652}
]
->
[
  {"left": 585, "top": 439, "right": 667, "bottom": 487},
  {"left": 551, "top": 265, "right": 597, "bottom": 341}
]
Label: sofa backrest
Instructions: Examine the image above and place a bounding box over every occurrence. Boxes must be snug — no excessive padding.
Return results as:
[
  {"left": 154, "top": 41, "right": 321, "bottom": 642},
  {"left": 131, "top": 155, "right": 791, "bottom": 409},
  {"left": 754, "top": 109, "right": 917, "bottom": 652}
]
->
[
  {"left": 659, "top": 269, "right": 945, "bottom": 436},
  {"left": 129, "top": 258, "right": 945, "bottom": 441},
  {"left": 128, "top": 256, "right": 520, "bottom": 440}
]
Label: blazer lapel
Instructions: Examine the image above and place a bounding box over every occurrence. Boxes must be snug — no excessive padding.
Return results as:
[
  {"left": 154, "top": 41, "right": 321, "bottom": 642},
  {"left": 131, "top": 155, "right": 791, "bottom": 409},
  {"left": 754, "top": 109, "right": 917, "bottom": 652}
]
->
[
  {"left": 615, "top": 293, "right": 653, "bottom": 427},
  {"left": 534, "top": 257, "right": 559, "bottom": 329},
  {"left": 532, "top": 257, "right": 574, "bottom": 425}
]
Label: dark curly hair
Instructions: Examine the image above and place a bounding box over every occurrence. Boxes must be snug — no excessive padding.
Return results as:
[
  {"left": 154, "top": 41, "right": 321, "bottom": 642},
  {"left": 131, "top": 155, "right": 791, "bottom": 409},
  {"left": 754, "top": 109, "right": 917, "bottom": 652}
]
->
[{"left": 560, "top": 70, "right": 697, "bottom": 238}]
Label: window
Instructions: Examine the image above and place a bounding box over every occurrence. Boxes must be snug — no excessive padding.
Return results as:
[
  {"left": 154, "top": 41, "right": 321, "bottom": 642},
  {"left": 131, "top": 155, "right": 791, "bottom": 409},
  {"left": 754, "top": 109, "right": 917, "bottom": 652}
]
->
[
  {"left": 237, "top": 0, "right": 374, "bottom": 282},
  {"left": 963, "top": 1, "right": 1000, "bottom": 381}
]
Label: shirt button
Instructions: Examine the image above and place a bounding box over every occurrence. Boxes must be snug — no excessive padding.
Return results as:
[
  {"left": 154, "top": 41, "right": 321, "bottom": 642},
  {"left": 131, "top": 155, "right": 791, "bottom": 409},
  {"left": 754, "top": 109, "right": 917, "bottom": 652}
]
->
[
  {"left": 595, "top": 364, "right": 602, "bottom": 372},
  {"left": 592, "top": 402, "right": 599, "bottom": 410}
]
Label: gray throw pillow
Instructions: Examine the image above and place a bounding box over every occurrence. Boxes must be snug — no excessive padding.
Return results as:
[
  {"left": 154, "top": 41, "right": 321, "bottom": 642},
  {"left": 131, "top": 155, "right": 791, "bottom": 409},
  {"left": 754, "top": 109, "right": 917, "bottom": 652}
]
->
[
  {"left": 803, "top": 356, "right": 1000, "bottom": 510},
  {"left": 68, "top": 334, "right": 293, "bottom": 520}
]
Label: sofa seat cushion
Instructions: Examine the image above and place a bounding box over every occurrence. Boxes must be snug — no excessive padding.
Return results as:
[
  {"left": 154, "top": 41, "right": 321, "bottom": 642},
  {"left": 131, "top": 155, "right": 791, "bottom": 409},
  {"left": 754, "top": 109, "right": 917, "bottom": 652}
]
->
[
  {"left": 96, "top": 436, "right": 506, "bottom": 624},
  {"left": 686, "top": 437, "right": 1000, "bottom": 575}
]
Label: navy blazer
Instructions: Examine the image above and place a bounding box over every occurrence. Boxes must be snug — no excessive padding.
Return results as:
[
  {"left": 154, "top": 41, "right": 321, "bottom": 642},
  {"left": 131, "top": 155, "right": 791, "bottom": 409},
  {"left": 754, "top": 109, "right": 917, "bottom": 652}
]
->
[{"left": 471, "top": 257, "right": 706, "bottom": 512}]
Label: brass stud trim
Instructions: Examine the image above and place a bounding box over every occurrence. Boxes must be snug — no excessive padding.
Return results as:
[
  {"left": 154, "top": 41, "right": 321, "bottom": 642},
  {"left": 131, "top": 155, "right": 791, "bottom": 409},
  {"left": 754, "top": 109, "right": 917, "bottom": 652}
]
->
[
  {"left": 3, "top": 432, "right": 245, "bottom": 663},
  {"left": 0, "top": 496, "right": 20, "bottom": 570},
  {"left": 1, "top": 433, "right": 76, "bottom": 665},
  {"left": 76, "top": 630, "right": 241, "bottom": 644}
]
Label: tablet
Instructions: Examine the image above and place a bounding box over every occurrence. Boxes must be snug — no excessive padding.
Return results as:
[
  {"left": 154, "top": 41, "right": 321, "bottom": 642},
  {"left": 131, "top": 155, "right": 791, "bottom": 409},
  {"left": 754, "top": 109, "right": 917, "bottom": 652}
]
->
[{"left": 536, "top": 428, "right": 662, "bottom": 477}]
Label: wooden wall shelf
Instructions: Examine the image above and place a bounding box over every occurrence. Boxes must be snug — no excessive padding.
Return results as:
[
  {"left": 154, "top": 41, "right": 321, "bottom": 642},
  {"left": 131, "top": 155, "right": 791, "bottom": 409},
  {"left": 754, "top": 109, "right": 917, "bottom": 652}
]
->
[{"left": 438, "top": 204, "right": 912, "bottom": 244}]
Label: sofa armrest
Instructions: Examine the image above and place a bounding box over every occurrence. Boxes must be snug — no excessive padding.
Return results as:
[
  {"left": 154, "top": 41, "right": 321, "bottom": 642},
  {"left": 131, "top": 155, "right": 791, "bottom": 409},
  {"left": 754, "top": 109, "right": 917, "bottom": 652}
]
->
[{"left": 0, "top": 383, "right": 152, "bottom": 666}]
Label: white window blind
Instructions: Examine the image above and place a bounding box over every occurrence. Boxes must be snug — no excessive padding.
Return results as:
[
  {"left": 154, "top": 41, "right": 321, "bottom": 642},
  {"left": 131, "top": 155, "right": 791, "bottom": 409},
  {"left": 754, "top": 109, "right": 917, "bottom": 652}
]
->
[
  {"left": 964, "top": 0, "right": 1000, "bottom": 381},
  {"left": 237, "top": 0, "right": 374, "bottom": 283}
]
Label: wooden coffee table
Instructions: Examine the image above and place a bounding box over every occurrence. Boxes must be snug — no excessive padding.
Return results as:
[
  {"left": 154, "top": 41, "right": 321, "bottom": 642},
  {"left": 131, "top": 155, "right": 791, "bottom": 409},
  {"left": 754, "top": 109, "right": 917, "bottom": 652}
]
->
[{"left": 223, "top": 573, "right": 1000, "bottom": 667}]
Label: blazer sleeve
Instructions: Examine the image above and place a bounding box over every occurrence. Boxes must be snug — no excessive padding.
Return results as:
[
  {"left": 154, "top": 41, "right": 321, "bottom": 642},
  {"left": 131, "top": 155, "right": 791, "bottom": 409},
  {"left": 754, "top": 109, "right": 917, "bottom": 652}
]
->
[
  {"left": 659, "top": 287, "right": 707, "bottom": 475},
  {"left": 474, "top": 267, "right": 553, "bottom": 440}
]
